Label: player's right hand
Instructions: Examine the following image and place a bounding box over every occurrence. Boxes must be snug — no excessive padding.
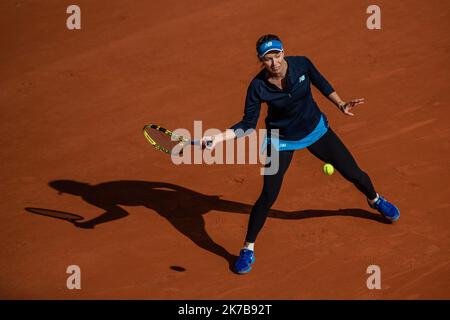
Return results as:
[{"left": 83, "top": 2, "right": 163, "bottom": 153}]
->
[{"left": 201, "top": 136, "right": 215, "bottom": 150}]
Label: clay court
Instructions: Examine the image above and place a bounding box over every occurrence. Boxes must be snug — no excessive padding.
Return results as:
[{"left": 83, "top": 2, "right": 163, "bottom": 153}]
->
[{"left": 1, "top": 0, "right": 449, "bottom": 299}]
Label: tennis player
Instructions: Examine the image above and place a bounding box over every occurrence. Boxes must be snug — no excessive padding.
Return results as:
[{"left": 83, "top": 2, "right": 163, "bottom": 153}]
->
[{"left": 201, "top": 34, "right": 400, "bottom": 274}]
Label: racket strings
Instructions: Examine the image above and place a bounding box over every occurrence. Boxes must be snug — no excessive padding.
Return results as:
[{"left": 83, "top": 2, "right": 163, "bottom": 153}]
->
[{"left": 144, "top": 127, "right": 185, "bottom": 154}]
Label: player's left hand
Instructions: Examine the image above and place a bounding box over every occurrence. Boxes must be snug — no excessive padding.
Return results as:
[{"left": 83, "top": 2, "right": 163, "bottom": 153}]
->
[{"left": 339, "top": 98, "right": 365, "bottom": 116}]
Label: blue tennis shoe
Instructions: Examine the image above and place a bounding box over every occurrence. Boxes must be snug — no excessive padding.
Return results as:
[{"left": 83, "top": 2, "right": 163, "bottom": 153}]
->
[
  {"left": 234, "top": 249, "right": 255, "bottom": 274},
  {"left": 368, "top": 195, "right": 400, "bottom": 222}
]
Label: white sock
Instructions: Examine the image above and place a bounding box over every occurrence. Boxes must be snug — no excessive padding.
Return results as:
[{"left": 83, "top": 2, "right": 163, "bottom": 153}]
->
[
  {"left": 244, "top": 242, "right": 254, "bottom": 251},
  {"left": 369, "top": 193, "right": 380, "bottom": 205}
]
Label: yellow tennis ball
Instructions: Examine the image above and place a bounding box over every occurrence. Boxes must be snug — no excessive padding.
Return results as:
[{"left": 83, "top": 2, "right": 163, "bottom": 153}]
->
[{"left": 323, "top": 163, "right": 334, "bottom": 176}]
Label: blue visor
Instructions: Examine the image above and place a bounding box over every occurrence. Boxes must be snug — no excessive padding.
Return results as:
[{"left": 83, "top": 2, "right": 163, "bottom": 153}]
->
[{"left": 257, "top": 40, "right": 283, "bottom": 57}]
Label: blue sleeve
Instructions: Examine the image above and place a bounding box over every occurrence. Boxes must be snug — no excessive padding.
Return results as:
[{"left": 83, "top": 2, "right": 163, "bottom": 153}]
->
[
  {"left": 305, "top": 57, "right": 335, "bottom": 96},
  {"left": 229, "top": 81, "right": 262, "bottom": 138}
]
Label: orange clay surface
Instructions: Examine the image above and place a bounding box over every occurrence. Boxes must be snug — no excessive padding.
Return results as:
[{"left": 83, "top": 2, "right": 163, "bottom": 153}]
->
[{"left": 1, "top": 0, "right": 449, "bottom": 299}]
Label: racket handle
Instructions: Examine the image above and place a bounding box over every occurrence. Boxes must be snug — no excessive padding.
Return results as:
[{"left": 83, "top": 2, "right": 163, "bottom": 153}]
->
[{"left": 190, "top": 139, "right": 213, "bottom": 149}]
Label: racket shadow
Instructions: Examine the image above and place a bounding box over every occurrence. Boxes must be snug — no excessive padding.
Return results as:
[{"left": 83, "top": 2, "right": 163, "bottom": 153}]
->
[
  {"left": 43, "top": 179, "right": 386, "bottom": 271},
  {"left": 25, "top": 207, "right": 84, "bottom": 221}
]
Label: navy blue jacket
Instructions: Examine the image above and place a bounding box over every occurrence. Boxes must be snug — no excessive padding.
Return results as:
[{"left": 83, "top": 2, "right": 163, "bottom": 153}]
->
[{"left": 230, "top": 56, "right": 335, "bottom": 140}]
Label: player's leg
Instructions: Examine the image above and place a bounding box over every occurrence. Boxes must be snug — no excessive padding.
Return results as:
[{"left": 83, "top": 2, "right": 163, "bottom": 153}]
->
[
  {"left": 307, "top": 128, "right": 400, "bottom": 222},
  {"left": 235, "top": 148, "right": 294, "bottom": 274},
  {"left": 246, "top": 149, "right": 294, "bottom": 242}
]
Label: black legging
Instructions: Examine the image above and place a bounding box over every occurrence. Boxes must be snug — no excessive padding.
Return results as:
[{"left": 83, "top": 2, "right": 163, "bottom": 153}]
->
[{"left": 245, "top": 128, "right": 377, "bottom": 243}]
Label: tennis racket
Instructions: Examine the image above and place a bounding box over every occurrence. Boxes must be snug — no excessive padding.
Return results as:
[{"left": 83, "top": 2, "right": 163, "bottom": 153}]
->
[{"left": 143, "top": 124, "right": 212, "bottom": 156}]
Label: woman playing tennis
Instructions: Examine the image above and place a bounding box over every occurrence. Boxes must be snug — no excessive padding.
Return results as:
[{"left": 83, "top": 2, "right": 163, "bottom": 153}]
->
[{"left": 201, "top": 34, "right": 400, "bottom": 274}]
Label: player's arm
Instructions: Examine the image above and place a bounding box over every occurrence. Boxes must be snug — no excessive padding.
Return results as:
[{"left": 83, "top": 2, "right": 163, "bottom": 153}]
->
[
  {"left": 327, "top": 91, "right": 345, "bottom": 108},
  {"left": 305, "top": 57, "right": 365, "bottom": 116},
  {"left": 327, "top": 91, "right": 365, "bottom": 116},
  {"left": 202, "top": 81, "right": 261, "bottom": 149},
  {"left": 202, "top": 129, "right": 237, "bottom": 149}
]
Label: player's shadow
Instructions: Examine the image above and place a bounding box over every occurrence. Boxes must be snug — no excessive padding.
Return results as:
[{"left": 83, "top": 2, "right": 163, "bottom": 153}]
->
[{"left": 28, "top": 180, "right": 388, "bottom": 273}]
